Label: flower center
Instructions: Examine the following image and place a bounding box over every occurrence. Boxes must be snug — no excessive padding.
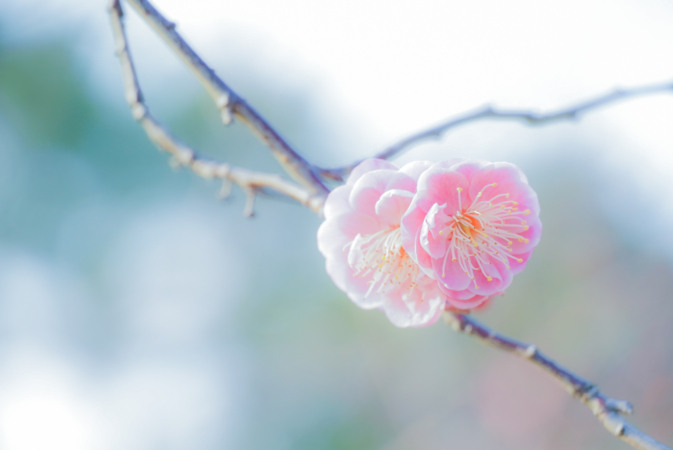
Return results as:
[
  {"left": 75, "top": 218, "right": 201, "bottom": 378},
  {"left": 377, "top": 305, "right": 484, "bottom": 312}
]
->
[
  {"left": 440, "top": 183, "right": 531, "bottom": 289},
  {"left": 347, "top": 227, "right": 419, "bottom": 298}
]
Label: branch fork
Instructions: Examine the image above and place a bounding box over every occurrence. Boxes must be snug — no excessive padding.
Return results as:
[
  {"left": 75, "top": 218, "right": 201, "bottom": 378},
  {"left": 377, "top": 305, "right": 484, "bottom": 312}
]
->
[{"left": 108, "top": 0, "right": 324, "bottom": 217}]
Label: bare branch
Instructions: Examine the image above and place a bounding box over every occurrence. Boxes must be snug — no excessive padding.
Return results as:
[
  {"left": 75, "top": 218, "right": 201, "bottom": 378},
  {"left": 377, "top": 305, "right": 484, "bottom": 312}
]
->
[
  {"left": 321, "top": 80, "right": 673, "bottom": 181},
  {"left": 108, "top": 0, "right": 324, "bottom": 216},
  {"left": 110, "top": 2, "right": 672, "bottom": 444},
  {"left": 443, "top": 312, "right": 672, "bottom": 450},
  {"left": 120, "top": 0, "right": 329, "bottom": 198}
]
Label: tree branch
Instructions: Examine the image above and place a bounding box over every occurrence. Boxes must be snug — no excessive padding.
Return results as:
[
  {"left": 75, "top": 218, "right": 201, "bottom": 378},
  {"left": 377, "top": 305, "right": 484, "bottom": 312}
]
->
[
  {"left": 119, "top": 0, "right": 329, "bottom": 198},
  {"left": 110, "top": 1, "right": 671, "bottom": 444},
  {"left": 108, "top": 0, "right": 324, "bottom": 216},
  {"left": 443, "top": 312, "right": 672, "bottom": 450},
  {"left": 320, "top": 80, "right": 673, "bottom": 181}
]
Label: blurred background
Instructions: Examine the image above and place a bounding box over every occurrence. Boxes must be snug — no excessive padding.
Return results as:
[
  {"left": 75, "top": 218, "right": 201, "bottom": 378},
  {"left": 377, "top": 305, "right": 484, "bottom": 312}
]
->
[{"left": 0, "top": 0, "right": 672, "bottom": 449}]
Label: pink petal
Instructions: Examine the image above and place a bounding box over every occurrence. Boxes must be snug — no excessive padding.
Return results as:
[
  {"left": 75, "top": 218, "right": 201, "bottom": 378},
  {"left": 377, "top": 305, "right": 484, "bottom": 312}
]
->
[
  {"left": 420, "top": 208, "right": 450, "bottom": 259},
  {"left": 443, "top": 290, "right": 491, "bottom": 310},
  {"left": 385, "top": 171, "right": 418, "bottom": 192},
  {"left": 382, "top": 285, "right": 444, "bottom": 328},
  {"left": 323, "top": 184, "right": 353, "bottom": 220},
  {"left": 507, "top": 216, "right": 542, "bottom": 254},
  {"left": 469, "top": 163, "right": 540, "bottom": 216},
  {"left": 416, "top": 166, "right": 470, "bottom": 216},
  {"left": 433, "top": 256, "right": 472, "bottom": 291},
  {"left": 413, "top": 228, "right": 435, "bottom": 277},
  {"left": 348, "top": 289, "right": 388, "bottom": 310},
  {"left": 471, "top": 257, "right": 513, "bottom": 295},
  {"left": 431, "top": 158, "right": 469, "bottom": 171},
  {"left": 440, "top": 286, "right": 481, "bottom": 301},
  {"left": 452, "top": 159, "right": 490, "bottom": 182},
  {"left": 508, "top": 249, "right": 534, "bottom": 275},
  {"left": 348, "top": 169, "right": 398, "bottom": 216},
  {"left": 347, "top": 159, "right": 398, "bottom": 185},
  {"left": 400, "top": 198, "right": 426, "bottom": 258},
  {"left": 324, "top": 249, "right": 378, "bottom": 304},
  {"left": 317, "top": 212, "right": 380, "bottom": 255},
  {"left": 468, "top": 266, "right": 508, "bottom": 296},
  {"left": 324, "top": 237, "right": 389, "bottom": 310},
  {"left": 375, "top": 189, "right": 414, "bottom": 225},
  {"left": 399, "top": 160, "right": 434, "bottom": 182}
]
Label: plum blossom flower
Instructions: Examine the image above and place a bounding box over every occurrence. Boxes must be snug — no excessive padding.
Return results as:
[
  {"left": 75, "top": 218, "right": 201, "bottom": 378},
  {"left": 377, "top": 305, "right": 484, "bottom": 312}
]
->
[
  {"left": 401, "top": 159, "right": 541, "bottom": 310},
  {"left": 317, "top": 159, "right": 445, "bottom": 327}
]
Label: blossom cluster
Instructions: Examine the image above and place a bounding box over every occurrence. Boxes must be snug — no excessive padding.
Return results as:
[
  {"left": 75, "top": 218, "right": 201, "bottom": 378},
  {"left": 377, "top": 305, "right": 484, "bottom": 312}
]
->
[{"left": 317, "top": 158, "right": 541, "bottom": 328}]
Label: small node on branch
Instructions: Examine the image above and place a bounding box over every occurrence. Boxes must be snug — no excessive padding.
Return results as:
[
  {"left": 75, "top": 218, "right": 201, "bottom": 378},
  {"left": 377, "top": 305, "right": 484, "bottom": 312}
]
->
[
  {"left": 175, "top": 148, "right": 195, "bottom": 167},
  {"left": 214, "top": 163, "right": 231, "bottom": 179},
  {"left": 191, "top": 160, "right": 216, "bottom": 179},
  {"left": 216, "top": 93, "right": 233, "bottom": 125},
  {"left": 442, "top": 311, "right": 462, "bottom": 331},
  {"left": 602, "top": 413, "right": 626, "bottom": 436},
  {"left": 218, "top": 179, "right": 233, "bottom": 200},
  {"left": 168, "top": 156, "right": 181, "bottom": 170},
  {"left": 243, "top": 188, "right": 256, "bottom": 217},
  {"left": 113, "top": 44, "right": 127, "bottom": 58},
  {"left": 606, "top": 398, "right": 634, "bottom": 415},
  {"left": 524, "top": 114, "right": 537, "bottom": 124},
  {"left": 131, "top": 103, "right": 146, "bottom": 120}
]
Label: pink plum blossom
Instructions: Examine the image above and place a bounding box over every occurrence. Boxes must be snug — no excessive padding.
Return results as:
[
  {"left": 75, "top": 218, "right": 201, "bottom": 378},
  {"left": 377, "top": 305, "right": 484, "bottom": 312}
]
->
[
  {"left": 401, "top": 159, "right": 541, "bottom": 310},
  {"left": 317, "top": 159, "right": 446, "bottom": 327}
]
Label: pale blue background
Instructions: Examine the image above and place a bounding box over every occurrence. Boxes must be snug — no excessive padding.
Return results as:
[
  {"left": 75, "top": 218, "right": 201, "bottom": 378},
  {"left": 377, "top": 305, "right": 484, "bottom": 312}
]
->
[{"left": 0, "top": 1, "right": 671, "bottom": 449}]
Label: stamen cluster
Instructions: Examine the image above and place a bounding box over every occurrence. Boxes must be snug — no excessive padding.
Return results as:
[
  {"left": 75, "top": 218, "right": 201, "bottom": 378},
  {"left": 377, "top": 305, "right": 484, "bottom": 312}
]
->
[
  {"left": 348, "top": 227, "right": 419, "bottom": 298},
  {"left": 440, "top": 185, "right": 530, "bottom": 287}
]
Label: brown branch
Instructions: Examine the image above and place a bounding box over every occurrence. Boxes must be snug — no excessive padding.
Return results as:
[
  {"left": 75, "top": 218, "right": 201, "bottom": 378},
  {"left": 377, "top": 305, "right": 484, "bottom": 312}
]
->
[
  {"left": 443, "top": 312, "right": 672, "bottom": 450},
  {"left": 119, "top": 0, "right": 329, "bottom": 198},
  {"left": 108, "top": 0, "right": 324, "bottom": 216},
  {"left": 320, "top": 80, "right": 673, "bottom": 181}
]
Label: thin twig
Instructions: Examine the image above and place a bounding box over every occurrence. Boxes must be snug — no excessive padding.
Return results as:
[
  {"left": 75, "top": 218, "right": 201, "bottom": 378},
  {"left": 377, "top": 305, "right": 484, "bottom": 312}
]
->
[
  {"left": 320, "top": 80, "right": 673, "bottom": 181},
  {"left": 108, "top": 0, "right": 324, "bottom": 216},
  {"left": 443, "top": 312, "right": 672, "bottom": 450},
  {"left": 120, "top": 0, "right": 329, "bottom": 198}
]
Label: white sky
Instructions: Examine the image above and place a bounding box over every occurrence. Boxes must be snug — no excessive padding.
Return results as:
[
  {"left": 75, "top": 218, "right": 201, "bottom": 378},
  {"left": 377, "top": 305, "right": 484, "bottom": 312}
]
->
[
  {"left": 3, "top": 0, "right": 672, "bottom": 164},
  {"left": 141, "top": 0, "right": 673, "bottom": 128},
  {"left": 120, "top": 0, "right": 673, "bottom": 201}
]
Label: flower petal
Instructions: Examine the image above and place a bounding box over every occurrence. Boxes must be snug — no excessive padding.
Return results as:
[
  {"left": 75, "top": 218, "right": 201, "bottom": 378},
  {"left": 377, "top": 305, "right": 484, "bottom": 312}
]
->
[
  {"left": 348, "top": 169, "right": 398, "bottom": 216},
  {"left": 416, "top": 165, "right": 470, "bottom": 216},
  {"left": 399, "top": 160, "right": 434, "bottom": 182},
  {"left": 442, "top": 288, "right": 491, "bottom": 310},
  {"left": 469, "top": 162, "right": 540, "bottom": 216},
  {"left": 433, "top": 256, "right": 472, "bottom": 291},
  {"left": 347, "top": 159, "right": 398, "bottom": 185},
  {"left": 383, "top": 284, "right": 444, "bottom": 328},
  {"left": 375, "top": 189, "right": 414, "bottom": 225},
  {"left": 317, "top": 212, "right": 380, "bottom": 256},
  {"left": 420, "top": 206, "right": 450, "bottom": 259},
  {"left": 323, "top": 184, "right": 353, "bottom": 220}
]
